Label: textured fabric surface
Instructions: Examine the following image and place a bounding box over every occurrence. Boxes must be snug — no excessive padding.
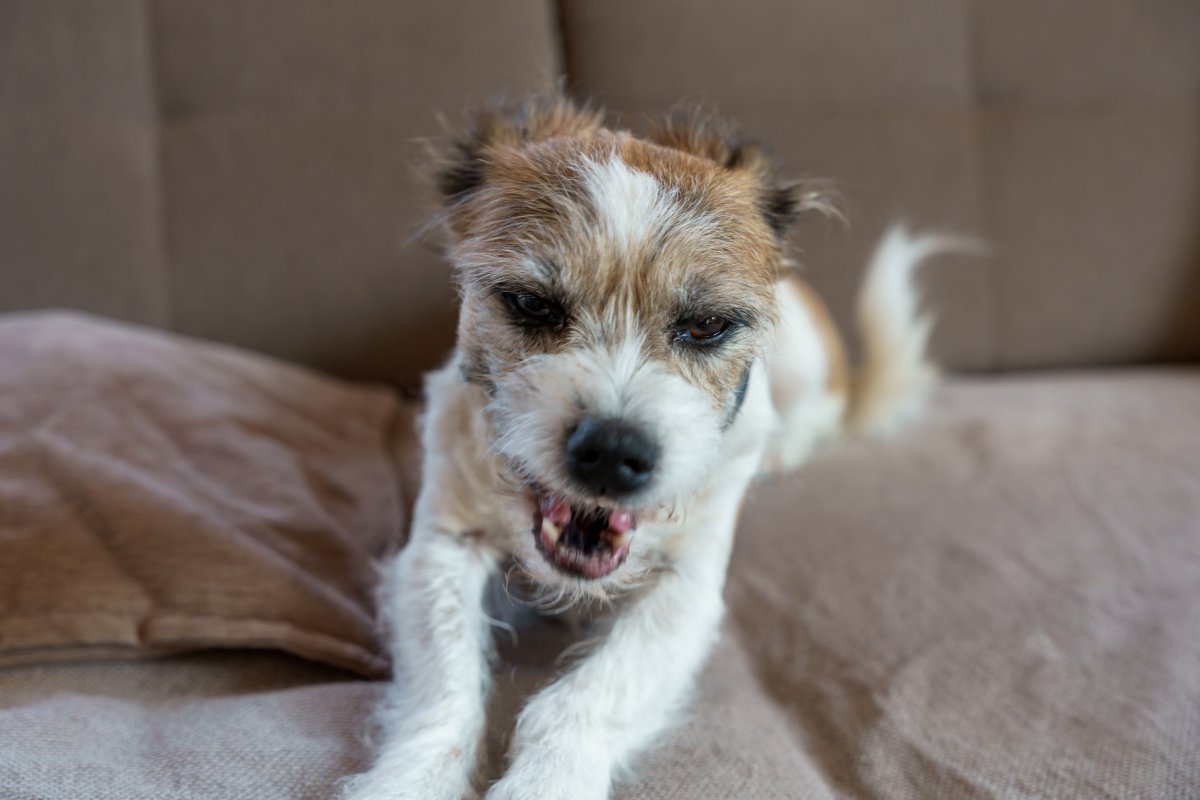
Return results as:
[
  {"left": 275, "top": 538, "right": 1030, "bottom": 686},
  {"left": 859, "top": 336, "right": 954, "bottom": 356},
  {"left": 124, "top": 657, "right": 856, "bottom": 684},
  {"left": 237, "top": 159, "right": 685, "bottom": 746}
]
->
[
  {"left": 1, "top": 369, "right": 1197, "bottom": 797},
  {"left": 3, "top": 3, "right": 1198, "bottom": 377},
  {"left": 726, "top": 370, "right": 1200, "bottom": 798},
  {"left": 0, "top": 653, "right": 375, "bottom": 800},
  {"left": 0, "top": 1, "right": 168, "bottom": 328},
  {"left": 0, "top": 641, "right": 817, "bottom": 800},
  {"left": 0, "top": 1, "right": 558, "bottom": 383},
  {"left": 0, "top": 313, "right": 408, "bottom": 677},
  {"left": 561, "top": 0, "right": 1200, "bottom": 370}
]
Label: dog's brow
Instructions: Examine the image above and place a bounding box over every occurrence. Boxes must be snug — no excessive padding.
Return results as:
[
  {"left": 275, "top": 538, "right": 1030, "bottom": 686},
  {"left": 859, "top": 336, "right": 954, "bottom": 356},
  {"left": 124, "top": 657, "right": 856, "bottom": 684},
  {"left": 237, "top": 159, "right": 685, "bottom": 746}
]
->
[
  {"left": 676, "top": 280, "right": 761, "bottom": 328},
  {"left": 477, "top": 256, "right": 560, "bottom": 294},
  {"left": 523, "top": 257, "right": 559, "bottom": 282},
  {"left": 675, "top": 304, "right": 760, "bottom": 330}
]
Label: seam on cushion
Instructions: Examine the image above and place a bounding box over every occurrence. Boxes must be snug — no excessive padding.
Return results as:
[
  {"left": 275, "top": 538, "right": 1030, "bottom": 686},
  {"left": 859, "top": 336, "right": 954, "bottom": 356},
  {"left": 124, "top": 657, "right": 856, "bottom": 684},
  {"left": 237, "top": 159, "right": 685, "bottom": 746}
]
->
[
  {"left": 0, "top": 611, "right": 389, "bottom": 678},
  {"left": 144, "top": 612, "right": 388, "bottom": 668},
  {"left": 0, "top": 608, "right": 377, "bottom": 634},
  {"left": 0, "top": 641, "right": 384, "bottom": 680},
  {"left": 963, "top": 0, "right": 1000, "bottom": 372},
  {"left": 551, "top": 0, "right": 573, "bottom": 87},
  {"left": 141, "top": 0, "right": 175, "bottom": 331},
  {"left": 0, "top": 643, "right": 379, "bottom": 678}
]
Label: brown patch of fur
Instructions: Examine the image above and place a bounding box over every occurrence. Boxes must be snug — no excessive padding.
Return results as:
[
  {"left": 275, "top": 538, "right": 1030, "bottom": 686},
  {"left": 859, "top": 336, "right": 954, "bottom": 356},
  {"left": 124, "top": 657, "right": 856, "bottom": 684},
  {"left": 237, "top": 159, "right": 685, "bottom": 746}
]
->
[
  {"left": 648, "top": 107, "right": 842, "bottom": 233},
  {"left": 439, "top": 93, "right": 821, "bottom": 413},
  {"left": 784, "top": 276, "right": 848, "bottom": 394},
  {"left": 438, "top": 95, "right": 606, "bottom": 236},
  {"left": 648, "top": 108, "right": 776, "bottom": 179}
]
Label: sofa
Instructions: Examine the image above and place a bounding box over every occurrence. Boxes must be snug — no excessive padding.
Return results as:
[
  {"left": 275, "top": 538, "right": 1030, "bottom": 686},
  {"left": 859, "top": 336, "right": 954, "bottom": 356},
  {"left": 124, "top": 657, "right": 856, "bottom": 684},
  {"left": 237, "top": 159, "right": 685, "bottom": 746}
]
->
[{"left": 1, "top": 2, "right": 1197, "bottom": 798}]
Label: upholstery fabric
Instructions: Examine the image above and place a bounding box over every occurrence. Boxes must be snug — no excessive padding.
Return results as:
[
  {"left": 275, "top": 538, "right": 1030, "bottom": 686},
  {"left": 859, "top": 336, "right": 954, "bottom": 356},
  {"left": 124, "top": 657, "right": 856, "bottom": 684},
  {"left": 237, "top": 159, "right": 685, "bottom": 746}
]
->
[
  {"left": 0, "top": 1, "right": 559, "bottom": 382},
  {"left": 0, "top": 653, "right": 375, "bottom": 800},
  {"left": 3, "top": 2, "right": 1197, "bottom": 377},
  {"left": 1, "top": 3, "right": 1198, "bottom": 797},
  {"left": 0, "top": 313, "right": 409, "bottom": 677},
  {"left": 560, "top": 0, "right": 1200, "bottom": 370},
  {"left": 0, "top": 1, "right": 168, "bottom": 327},
  {"left": 1, "top": 362, "right": 1197, "bottom": 798},
  {"left": 726, "top": 369, "right": 1200, "bottom": 798}
]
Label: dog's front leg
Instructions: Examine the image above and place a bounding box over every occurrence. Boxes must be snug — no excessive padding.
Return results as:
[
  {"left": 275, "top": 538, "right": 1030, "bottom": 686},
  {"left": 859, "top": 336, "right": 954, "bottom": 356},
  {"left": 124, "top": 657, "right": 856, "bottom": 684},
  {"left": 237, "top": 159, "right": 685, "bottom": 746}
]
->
[
  {"left": 486, "top": 543, "right": 729, "bottom": 800},
  {"left": 342, "top": 525, "right": 495, "bottom": 800}
]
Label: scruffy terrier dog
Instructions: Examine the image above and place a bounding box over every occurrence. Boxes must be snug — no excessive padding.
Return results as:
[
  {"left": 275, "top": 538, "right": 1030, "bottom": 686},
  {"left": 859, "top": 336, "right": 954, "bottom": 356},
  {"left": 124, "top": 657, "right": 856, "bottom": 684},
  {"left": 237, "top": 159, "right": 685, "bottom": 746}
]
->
[{"left": 343, "top": 94, "right": 954, "bottom": 800}]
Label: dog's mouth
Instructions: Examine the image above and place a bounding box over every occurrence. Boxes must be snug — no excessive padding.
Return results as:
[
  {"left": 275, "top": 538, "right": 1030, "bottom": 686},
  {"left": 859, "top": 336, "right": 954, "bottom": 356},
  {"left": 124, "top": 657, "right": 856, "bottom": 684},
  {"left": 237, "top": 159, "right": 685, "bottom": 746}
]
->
[{"left": 531, "top": 492, "right": 636, "bottom": 580}]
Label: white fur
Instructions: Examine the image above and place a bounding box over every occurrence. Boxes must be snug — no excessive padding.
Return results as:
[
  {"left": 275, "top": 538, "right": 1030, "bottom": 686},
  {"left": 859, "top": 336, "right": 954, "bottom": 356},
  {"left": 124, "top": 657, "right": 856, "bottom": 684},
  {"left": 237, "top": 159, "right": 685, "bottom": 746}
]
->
[
  {"left": 845, "top": 224, "right": 981, "bottom": 437},
  {"left": 477, "top": 296, "right": 730, "bottom": 604},
  {"left": 760, "top": 279, "right": 847, "bottom": 473},
  {"left": 761, "top": 224, "right": 974, "bottom": 474},
  {"left": 339, "top": 367, "right": 503, "bottom": 800},
  {"left": 343, "top": 226, "right": 943, "bottom": 800},
  {"left": 580, "top": 157, "right": 672, "bottom": 258},
  {"left": 489, "top": 337, "right": 724, "bottom": 513}
]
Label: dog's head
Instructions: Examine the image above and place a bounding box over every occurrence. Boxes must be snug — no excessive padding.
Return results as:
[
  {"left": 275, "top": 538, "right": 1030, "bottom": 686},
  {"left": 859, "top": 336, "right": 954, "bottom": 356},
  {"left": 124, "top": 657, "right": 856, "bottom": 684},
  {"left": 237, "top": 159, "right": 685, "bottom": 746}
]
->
[{"left": 436, "top": 95, "right": 830, "bottom": 597}]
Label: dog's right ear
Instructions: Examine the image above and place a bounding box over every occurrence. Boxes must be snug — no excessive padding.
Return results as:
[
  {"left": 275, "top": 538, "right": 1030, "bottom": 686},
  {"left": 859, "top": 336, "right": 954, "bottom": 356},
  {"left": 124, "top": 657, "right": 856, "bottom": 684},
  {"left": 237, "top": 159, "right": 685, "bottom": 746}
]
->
[
  {"left": 437, "top": 93, "right": 605, "bottom": 206},
  {"left": 649, "top": 107, "right": 842, "bottom": 239},
  {"left": 438, "top": 137, "right": 488, "bottom": 203}
]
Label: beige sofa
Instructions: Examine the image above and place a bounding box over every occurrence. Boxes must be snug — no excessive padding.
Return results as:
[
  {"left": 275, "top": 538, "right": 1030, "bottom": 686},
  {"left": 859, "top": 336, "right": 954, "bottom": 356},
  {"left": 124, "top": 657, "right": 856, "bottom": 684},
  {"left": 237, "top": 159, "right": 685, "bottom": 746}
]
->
[{"left": 1, "top": 3, "right": 1197, "bottom": 798}]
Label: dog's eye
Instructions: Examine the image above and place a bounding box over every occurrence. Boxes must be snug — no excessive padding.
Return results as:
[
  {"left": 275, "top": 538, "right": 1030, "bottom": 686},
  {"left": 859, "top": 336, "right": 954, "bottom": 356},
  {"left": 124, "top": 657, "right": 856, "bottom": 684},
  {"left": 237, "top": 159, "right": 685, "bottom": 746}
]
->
[
  {"left": 502, "top": 291, "right": 565, "bottom": 327},
  {"left": 680, "top": 316, "right": 731, "bottom": 344}
]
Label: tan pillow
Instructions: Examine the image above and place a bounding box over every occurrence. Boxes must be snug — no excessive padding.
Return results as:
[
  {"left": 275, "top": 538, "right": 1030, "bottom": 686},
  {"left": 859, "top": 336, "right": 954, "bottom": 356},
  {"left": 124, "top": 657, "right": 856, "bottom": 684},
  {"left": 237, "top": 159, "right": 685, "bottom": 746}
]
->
[{"left": 0, "top": 312, "right": 413, "bottom": 678}]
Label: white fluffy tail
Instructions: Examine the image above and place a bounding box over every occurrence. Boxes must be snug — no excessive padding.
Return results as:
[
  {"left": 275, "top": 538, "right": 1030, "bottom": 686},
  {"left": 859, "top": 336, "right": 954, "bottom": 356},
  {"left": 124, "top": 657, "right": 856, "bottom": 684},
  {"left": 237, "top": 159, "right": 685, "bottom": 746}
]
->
[{"left": 843, "top": 225, "right": 980, "bottom": 437}]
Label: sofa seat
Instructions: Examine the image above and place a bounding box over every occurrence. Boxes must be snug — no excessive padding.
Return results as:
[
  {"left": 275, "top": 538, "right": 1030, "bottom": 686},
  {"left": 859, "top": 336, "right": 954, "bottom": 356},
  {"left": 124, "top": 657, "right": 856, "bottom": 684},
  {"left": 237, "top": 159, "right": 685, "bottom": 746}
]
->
[{"left": 2, "top": 369, "right": 1196, "bottom": 799}]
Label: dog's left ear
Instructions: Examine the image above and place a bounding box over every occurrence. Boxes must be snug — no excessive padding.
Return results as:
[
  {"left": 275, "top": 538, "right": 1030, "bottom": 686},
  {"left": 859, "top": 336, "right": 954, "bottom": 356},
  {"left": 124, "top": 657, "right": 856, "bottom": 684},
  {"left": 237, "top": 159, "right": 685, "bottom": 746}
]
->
[
  {"left": 438, "top": 92, "right": 605, "bottom": 205},
  {"left": 649, "top": 109, "right": 839, "bottom": 238},
  {"left": 434, "top": 93, "right": 606, "bottom": 238}
]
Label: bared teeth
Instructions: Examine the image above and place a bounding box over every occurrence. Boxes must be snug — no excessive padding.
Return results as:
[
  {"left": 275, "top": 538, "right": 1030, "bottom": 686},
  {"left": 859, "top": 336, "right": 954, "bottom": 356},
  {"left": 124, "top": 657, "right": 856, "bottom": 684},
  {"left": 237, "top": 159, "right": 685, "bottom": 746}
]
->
[
  {"left": 541, "top": 494, "right": 573, "bottom": 527},
  {"left": 540, "top": 518, "right": 562, "bottom": 550},
  {"left": 532, "top": 490, "right": 639, "bottom": 578}
]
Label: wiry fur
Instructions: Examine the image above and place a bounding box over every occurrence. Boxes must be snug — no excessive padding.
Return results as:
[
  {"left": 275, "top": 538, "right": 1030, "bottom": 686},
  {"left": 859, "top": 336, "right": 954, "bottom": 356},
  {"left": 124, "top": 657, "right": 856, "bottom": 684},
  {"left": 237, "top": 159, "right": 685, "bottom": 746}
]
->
[
  {"left": 842, "top": 225, "right": 984, "bottom": 437},
  {"left": 342, "top": 93, "right": 954, "bottom": 800}
]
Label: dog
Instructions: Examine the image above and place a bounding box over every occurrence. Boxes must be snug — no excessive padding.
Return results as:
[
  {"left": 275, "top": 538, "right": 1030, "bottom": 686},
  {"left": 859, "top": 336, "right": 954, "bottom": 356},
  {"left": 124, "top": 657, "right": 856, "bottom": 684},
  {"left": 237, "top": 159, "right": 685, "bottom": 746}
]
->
[{"left": 342, "top": 94, "right": 958, "bottom": 800}]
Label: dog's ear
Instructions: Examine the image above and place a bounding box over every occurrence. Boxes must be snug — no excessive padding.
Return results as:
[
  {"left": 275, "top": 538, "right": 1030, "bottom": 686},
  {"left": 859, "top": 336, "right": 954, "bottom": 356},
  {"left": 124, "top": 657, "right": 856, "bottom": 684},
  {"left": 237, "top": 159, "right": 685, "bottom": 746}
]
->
[
  {"left": 760, "top": 185, "right": 801, "bottom": 237},
  {"left": 758, "top": 180, "right": 843, "bottom": 237},
  {"left": 649, "top": 108, "right": 841, "bottom": 237},
  {"left": 649, "top": 108, "right": 769, "bottom": 173},
  {"left": 438, "top": 93, "right": 605, "bottom": 204}
]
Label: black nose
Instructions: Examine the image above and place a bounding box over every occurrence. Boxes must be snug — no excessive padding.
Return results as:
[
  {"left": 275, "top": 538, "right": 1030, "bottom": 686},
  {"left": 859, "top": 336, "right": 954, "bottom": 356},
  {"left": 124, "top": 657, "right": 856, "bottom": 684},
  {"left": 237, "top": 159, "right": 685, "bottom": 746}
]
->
[{"left": 566, "top": 418, "right": 660, "bottom": 497}]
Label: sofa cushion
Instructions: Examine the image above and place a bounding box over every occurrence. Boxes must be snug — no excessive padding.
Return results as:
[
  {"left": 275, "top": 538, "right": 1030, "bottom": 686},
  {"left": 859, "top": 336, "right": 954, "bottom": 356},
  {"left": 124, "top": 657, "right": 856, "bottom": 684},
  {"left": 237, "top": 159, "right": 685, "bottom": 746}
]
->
[
  {"left": 1, "top": 355, "right": 1196, "bottom": 798},
  {"left": 728, "top": 369, "right": 1200, "bottom": 797},
  {"left": 0, "top": 312, "right": 412, "bottom": 677},
  {"left": 560, "top": 0, "right": 1200, "bottom": 370},
  {"left": 0, "top": 2, "right": 168, "bottom": 329},
  {"left": 0, "top": 640, "right": 820, "bottom": 800},
  {"left": 0, "top": 1, "right": 560, "bottom": 383}
]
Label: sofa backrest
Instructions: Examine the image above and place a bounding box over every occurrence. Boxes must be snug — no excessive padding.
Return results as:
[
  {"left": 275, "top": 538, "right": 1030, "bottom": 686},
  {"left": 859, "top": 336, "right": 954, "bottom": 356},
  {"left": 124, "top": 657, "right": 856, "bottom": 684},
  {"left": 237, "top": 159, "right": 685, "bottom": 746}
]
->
[
  {"left": 2, "top": 1, "right": 1196, "bottom": 379},
  {"left": 0, "top": 0, "right": 558, "bottom": 383},
  {"left": 561, "top": 0, "right": 1200, "bottom": 371}
]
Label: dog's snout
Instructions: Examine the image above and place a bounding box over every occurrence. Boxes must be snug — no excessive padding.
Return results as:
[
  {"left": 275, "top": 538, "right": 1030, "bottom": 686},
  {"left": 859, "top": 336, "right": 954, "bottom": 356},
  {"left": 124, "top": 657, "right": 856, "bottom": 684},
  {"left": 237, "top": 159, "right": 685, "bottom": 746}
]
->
[{"left": 566, "top": 418, "right": 659, "bottom": 497}]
